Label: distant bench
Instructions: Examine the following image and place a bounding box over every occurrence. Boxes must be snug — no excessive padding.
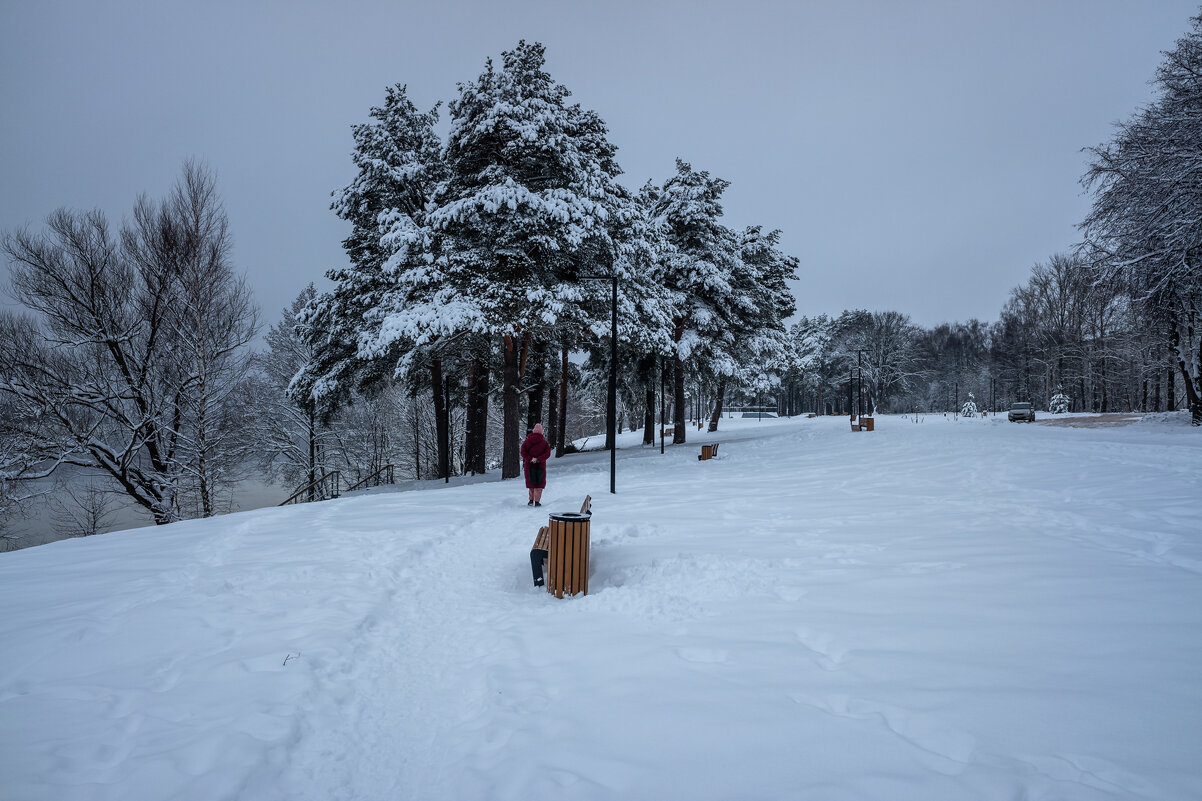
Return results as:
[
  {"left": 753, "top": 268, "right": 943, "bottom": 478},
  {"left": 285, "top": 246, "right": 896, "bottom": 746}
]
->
[
  {"left": 698, "top": 443, "right": 719, "bottom": 461},
  {"left": 850, "top": 416, "right": 875, "bottom": 432}
]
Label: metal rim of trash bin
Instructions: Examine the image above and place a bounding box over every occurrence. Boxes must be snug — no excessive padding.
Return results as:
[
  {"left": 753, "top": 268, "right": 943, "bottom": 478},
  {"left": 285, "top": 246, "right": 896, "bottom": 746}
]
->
[{"left": 549, "top": 512, "right": 591, "bottom": 523}]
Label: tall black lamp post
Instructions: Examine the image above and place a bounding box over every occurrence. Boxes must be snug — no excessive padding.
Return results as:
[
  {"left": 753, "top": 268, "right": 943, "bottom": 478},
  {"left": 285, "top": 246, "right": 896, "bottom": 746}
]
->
[
  {"left": 660, "top": 356, "right": 666, "bottom": 455},
  {"left": 581, "top": 274, "right": 618, "bottom": 494}
]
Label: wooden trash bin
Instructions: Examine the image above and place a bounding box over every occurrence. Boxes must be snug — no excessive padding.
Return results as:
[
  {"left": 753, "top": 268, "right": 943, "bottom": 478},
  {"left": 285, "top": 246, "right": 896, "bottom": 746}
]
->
[
  {"left": 862, "top": 416, "right": 875, "bottom": 431},
  {"left": 547, "top": 511, "right": 591, "bottom": 598},
  {"left": 699, "top": 443, "right": 718, "bottom": 461}
]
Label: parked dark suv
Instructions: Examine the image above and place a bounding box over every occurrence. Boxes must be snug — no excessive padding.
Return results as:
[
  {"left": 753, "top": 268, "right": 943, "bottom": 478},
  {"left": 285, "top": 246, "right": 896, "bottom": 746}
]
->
[{"left": 1008, "top": 402, "right": 1036, "bottom": 423}]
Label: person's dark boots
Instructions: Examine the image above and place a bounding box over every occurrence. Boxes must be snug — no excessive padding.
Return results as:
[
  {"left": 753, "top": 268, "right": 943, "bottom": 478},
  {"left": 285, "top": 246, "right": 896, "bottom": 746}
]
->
[
  {"left": 535, "top": 501, "right": 541, "bottom": 507},
  {"left": 528, "top": 499, "right": 534, "bottom": 506}
]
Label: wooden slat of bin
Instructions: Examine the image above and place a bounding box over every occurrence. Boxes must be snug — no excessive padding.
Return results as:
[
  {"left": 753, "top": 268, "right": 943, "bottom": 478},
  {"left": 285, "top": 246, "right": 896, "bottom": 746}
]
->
[
  {"left": 569, "top": 523, "right": 579, "bottom": 598},
  {"left": 576, "top": 526, "right": 586, "bottom": 596},
  {"left": 550, "top": 525, "right": 564, "bottom": 598},
  {"left": 559, "top": 524, "right": 572, "bottom": 600},
  {"left": 548, "top": 526, "right": 557, "bottom": 596},
  {"left": 547, "top": 515, "right": 590, "bottom": 598}
]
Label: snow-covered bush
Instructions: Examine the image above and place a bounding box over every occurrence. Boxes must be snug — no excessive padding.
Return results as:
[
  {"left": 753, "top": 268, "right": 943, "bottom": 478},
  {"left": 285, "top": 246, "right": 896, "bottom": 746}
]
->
[
  {"left": 1050, "top": 390, "right": 1070, "bottom": 414},
  {"left": 960, "top": 393, "right": 978, "bottom": 418}
]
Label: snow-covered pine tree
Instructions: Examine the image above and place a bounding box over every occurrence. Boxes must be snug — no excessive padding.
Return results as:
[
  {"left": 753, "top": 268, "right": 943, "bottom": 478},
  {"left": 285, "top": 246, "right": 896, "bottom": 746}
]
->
[
  {"left": 1049, "top": 388, "right": 1070, "bottom": 414},
  {"left": 411, "top": 41, "right": 633, "bottom": 478},
  {"left": 628, "top": 181, "right": 682, "bottom": 444},
  {"left": 253, "top": 284, "right": 338, "bottom": 495},
  {"left": 717, "top": 226, "right": 799, "bottom": 428},
  {"left": 961, "top": 392, "right": 978, "bottom": 417},
  {"left": 789, "top": 314, "right": 836, "bottom": 414},
  {"left": 651, "top": 160, "right": 744, "bottom": 442},
  {"left": 294, "top": 84, "right": 451, "bottom": 472},
  {"left": 577, "top": 180, "right": 678, "bottom": 449}
]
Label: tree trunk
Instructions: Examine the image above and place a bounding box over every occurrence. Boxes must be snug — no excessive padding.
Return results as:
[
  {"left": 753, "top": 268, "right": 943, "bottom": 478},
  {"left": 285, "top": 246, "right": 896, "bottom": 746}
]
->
[
  {"left": 1100, "top": 347, "right": 1108, "bottom": 412},
  {"left": 708, "top": 376, "right": 726, "bottom": 433},
  {"left": 502, "top": 335, "right": 521, "bottom": 479},
  {"left": 673, "top": 354, "right": 686, "bottom": 444},
  {"left": 1171, "top": 319, "right": 1202, "bottom": 425},
  {"left": 465, "top": 354, "right": 489, "bottom": 474},
  {"left": 411, "top": 389, "right": 421, "bottom": 480},
  {"left": 430, "top": 357, "right": 449, "bottom": 481},
  {"left": 546, "top": 352, "right": 559, "bottom": 456},
  {"left": 526, "top": 339, "right": 546, "bottom": 432},
  {"left": 307, "top": 403, "right": 317, "bottom": 502},
  {"left": 640, "top": 354, "right": 655, "bottom": 445},
  {"left": 556, "top": 341, "right": 569, "bottom": 457}
]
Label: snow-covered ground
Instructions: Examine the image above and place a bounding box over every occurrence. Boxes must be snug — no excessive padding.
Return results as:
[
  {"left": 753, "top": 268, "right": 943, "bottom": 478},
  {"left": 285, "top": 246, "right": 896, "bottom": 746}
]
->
[{"left": 2, "top": 414, "right": 1199, "bottom": 800}]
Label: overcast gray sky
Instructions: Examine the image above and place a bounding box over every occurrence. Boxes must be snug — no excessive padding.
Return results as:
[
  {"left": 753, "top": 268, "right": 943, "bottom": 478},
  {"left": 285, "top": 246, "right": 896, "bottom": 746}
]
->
[{"left": 1, "top": 0, "right": 1196, "bottom": 329}]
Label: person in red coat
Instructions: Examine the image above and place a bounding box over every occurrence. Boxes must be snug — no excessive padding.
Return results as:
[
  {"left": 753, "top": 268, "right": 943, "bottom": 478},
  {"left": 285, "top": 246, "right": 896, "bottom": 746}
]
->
[{"left": 521, "top": 423, "right": 551, "bottom": 506}]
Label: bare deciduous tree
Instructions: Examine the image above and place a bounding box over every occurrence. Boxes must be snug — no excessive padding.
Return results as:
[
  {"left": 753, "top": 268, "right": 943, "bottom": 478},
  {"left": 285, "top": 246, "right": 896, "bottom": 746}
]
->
[{"left": 0, "top": 162, "right": 259, "bottom": 523}]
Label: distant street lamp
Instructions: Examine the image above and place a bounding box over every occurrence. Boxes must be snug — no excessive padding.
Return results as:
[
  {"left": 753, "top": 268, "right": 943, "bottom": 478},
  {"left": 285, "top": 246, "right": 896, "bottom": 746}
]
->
[
  {"left": 581, "top": 274, "right": 618, "bottom": 494},
  {"left": 857, "top": 349, "right": 865, "bottom": 418}
]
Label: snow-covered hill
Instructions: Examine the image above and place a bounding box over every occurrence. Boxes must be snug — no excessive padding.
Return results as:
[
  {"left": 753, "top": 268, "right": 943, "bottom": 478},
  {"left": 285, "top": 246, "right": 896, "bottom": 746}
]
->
[{"left": 2, "top": 415, "right": 1200, "bottom": 800}]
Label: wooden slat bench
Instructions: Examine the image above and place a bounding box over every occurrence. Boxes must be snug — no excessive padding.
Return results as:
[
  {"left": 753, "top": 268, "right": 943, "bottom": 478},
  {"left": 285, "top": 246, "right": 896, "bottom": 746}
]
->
[
  {"left": 530, "top": 495, "right": 592, "bottom": 591},
  {"left": 698, "top": 443, "right": 719, "bottom": 461},
  {"left": 850, "top": 417, "right": 862, "bottom": 432},
  {"left": 530, "top": 525, "right": 551, "bottom": 587}
]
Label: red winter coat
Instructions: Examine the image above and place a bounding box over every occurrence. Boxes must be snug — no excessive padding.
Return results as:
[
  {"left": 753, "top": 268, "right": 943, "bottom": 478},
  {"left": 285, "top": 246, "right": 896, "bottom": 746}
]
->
[{"left": 520, "top": 431, "right": 551, "bottom": 489}]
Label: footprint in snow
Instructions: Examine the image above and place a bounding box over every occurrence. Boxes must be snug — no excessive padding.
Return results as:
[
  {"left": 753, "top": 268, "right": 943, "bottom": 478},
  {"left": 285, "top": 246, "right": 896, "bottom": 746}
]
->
[
  {"left": 795, "top": 627, "right": 847, "bottom": 670},
  {"left": 787, "top": 692, "right": 976, "bottom": 769}
]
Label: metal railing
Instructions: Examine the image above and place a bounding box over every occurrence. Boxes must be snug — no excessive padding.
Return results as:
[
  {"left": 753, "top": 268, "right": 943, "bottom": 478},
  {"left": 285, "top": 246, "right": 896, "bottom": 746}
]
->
[
  {"left": 344, "top": 464, "right": 395, "bottom": 493},
  {"left": 279, "top": 470, "right": 341, "bottom": 506},
  {"left": 721, "top": 405, "right": 779, "bottom": 418}
]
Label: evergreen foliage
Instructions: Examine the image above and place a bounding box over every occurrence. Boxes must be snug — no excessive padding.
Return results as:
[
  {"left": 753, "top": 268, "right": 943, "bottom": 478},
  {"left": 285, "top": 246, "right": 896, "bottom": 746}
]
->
[{"left": 961, "top": 392, "right": 978, "bottom": 418}]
